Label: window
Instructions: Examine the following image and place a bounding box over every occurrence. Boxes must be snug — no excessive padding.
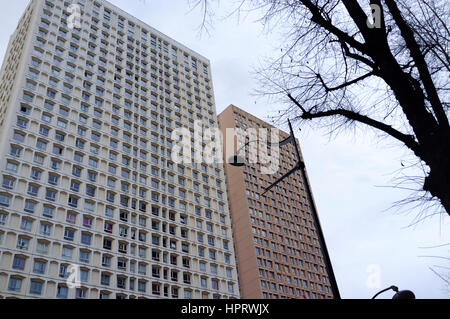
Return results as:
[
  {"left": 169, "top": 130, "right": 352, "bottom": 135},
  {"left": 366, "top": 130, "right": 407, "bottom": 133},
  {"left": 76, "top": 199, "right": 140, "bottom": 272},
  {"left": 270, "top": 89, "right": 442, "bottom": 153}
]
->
[
  {"left": 76, "top": 288, "right": 86, "bottom": 299},
  {"left": 88, "top": 171, "right": 97, "bottom": 182},
  {"left": 55, "top": 132, "right": 65, "bottom": 142},
  {"left": 103, "top": 238, "right": 112, "bottom": 250},
  {"left": 138, "top": 263, "right": 147, "bottom": 275},
  {"left": 34, "top": 154, "right": 45, "bottom": 165},
  {"left": 8, "top": 278, "right": 22, "bottom": 292},
  {"left": 101, "top": 273, "right": 110, "bottom": 285},
  {"left": 117, "top": 276, "right": 126, "bottom": 289},
  {"left": 0, "top": 213, "right": 6, "bottom": 226},
  {"left": 6, "top": 162, "right": 18, "bottom": 173},
  {"left": 23, "top": 92, "right": 34, "bottom": 102},
  {"left": 17, "top": 237, "right": 30, "bottom": 250},
  {"left": 44, "top": 100, "right": 54, "bottom": 110},
  {"left": 152, "top": 235, "right": 160, "bottom": 246},
  {"left": 33, "top": 260, "right": 46, "bottom": 274},
  {"left": 84, "top": 201, "right": 94, "bottom": 212},
  {"left": 79, "top": 250, "right": 90, "bottom": 263},
  {"left": 45, "top": 189, "right": 56, "bottom": 201},
  {"left": 83, "top": 216, "right": 93, "bottom": 228},
  {"left": 41, "top": 113, "right": 52, "bottom": 123},
  {"left": 102, "top": 255, "right": 111, "bottom": 267},
  {"left": 65, "top": 212, "right": 77, "bottom": 226},
  {"left": 42, "top": 206, "right": 54, "bottom": 218},
  {"left": 74, "top": 153, "right": 83, "bottom": 163},
  {"left": 70, "top": 181, "right": 80, "bottom": 193},
  {"left": 29, "top": 169, "right": 41, "bottom": 181},
  {"left": 210, "top": 264, "right": 217, "bottom": 275},
  {"left": 64, "top": 229, "right": 75, "bottom": 241},
  {"left": 211, "top": 279, "right": 219, "bottom": 290},
  {"left": 53, "top": 145, "right": 63, "bottom": 155},
  {"left": 56, "top": 285, "right": 68, "bottom": 298},
  {"left": 29, "top": 281, "right": 43, "bottom": 295},
  {"left": 72, "top": 166, "right": 82, "bottom": 177},
  {"left": 86, "top": 185, "right": 96, "bottom": 197},
  {"left": 12, "top": 256, "right": 26, "bottom": 270},
  {"left": 36, "top": 241, "right": 49, "bottom": 254},
  {"left": 138, "top": 281, "right": 146, "bottom": 293},
  {"left": 17, "top": 118, "right": 28, "bottom": 128},
  {"left": 183, "top": 273, "right": 191, "bottom": 285},
  {"left": 50, "top": 159, "right": 61, "bottom": 170},
  {"left": 39, "top": 126, "right": 49, "bottom": 136},
  {"left": 76, "top": 139, "right": 85, "bottom": 149},
  {"left": 117, "top": 258, "right": 127, "bottom": 270},
  {"left": 48, "top": 174, "right": 58, "bottom": 185},
  {"left": 20, "top": 218, "right": 33, "bottom": 232},
  {"left": 40, "top": 223, "right": 51, "bottom": 236},
  {"left": 19, "top": 103, "right": 32, "bottom": 116},
  {"left": 62, "top": 247, "right": 73, "bottom": 259},
  {"left": 0, "top": 194, "right": 11, "bottom": 207},
  {"left": 105, "top": 207, "right": 114, "bottom": 218},
  {"left": 209, "top": 249, "right": 216, "bottom": 260},
  {"left": 81, "top": 233, "right": 91, "bottom": 245},
  {"left": 88, "top": 158, "right": 98, "bottom": 168},
  {"left": 2, "top": 176, "right": 14, "bottom": 189},
  {"left": 80, "top": 269, "right": 88, "bottom": 282},
  {"left": 118, "top": 241, "right": 128, "bottom": 253},
  {"left": 10, "top": 146, "right": 22, "bottom": 158},
  {"left": 104, "top": 222, "right": 114, "bottom": 235},
  {"left": 57, "top": 119, "right": 67, "bottom": 129},
  {"left": 68, "top": 196, "right": 78, "bottom": 208}
]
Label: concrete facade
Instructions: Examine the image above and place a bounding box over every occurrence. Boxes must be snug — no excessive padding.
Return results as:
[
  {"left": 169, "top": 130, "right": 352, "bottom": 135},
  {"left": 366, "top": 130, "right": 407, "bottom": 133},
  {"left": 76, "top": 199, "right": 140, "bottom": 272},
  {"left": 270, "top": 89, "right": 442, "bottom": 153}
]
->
[{"left": 0, "top": 0, "right": 239, "bottom": 299}]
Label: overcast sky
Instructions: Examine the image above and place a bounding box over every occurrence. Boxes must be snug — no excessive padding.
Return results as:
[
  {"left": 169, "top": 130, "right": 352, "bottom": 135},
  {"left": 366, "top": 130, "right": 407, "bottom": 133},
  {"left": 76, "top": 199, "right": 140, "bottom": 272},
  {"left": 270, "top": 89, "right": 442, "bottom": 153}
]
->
[{"left": 2, "top": 0, "right": 449, "bottom": 299}]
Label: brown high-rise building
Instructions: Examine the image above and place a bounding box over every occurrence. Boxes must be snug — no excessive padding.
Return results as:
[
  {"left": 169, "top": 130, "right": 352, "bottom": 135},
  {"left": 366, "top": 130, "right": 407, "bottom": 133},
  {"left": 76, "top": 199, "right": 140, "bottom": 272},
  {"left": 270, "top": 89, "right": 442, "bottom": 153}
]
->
[{"left": 218, "top": 104, "right": 339, "bottom": 299}]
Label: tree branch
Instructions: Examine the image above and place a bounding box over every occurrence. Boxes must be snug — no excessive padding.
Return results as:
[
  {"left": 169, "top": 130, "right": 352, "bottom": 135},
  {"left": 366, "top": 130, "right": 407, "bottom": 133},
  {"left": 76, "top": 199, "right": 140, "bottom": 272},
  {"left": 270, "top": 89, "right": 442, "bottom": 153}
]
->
[
  {"left": 299, "top": 0, "right": 370, "bottom": 56},
  {"left": 341, "top": 0, "right": 372, "bottom": 36},
  {"left": 342, "top": 0, "right": 388, "bottom": 46},
  {"left": 384, "top": 0, "right": 449, "bottom": 130},
  {"left": 339, "top": 40, "right": 376, "bottom": 69},
  {"left": 316, "top": 71, "right": 376, "bottom": 92},
  {"left": 287, "top": 94, "right": 422, "bottom": 156}
]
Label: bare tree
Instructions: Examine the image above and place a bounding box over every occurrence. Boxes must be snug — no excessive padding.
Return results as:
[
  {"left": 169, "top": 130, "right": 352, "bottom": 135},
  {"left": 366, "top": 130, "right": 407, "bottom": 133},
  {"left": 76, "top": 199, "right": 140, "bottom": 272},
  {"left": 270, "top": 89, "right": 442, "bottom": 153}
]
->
[
  {"left": 419, "top": 243, "right": 450, "bottom": 295},
  {"left": 429, "top": 267, "right": 450, "bottom": 295},
  {"left": 192, "top": 0, "right": 450, "bottom": 215}
]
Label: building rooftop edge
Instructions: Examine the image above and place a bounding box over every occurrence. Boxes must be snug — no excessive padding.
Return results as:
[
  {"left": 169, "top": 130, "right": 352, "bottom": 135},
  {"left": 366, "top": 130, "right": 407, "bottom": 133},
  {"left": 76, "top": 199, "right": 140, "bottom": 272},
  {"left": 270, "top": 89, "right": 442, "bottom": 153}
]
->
[
  {"left": 219, "top": 104, "right": 291, "bottom": 137},
  {"left": 99, "top": 0, "right": 211, "bottom": 64}
]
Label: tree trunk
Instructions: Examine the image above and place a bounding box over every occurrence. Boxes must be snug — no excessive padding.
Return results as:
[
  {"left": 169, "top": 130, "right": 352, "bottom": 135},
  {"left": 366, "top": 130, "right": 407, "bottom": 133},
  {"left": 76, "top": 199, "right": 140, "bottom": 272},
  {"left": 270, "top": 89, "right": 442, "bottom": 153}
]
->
[{"left": 424, "top": 147, "right": 450, "bottom": 215}]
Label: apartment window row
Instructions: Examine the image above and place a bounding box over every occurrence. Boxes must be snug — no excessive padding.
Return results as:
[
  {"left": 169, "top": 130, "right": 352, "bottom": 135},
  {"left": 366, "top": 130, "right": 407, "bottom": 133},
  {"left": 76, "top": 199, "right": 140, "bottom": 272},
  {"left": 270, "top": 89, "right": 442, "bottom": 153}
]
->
[
  {"left": 44, "top": 2, "right": 211, "bottom": 75},
  {"left": 20, "top": 86, "right": 218, "bottom": 171},
  {"left": 23, "top": 78, "right": 214, "bottom": 148},
  {"left": 5, "top": 231, "right": 236, "bottom": 287},
  {"left": 5, "top": 224, "right": 233, "bottom": 271},
  {"left": 30, "top": 31, "right": 213, "bottom": 113},
  {"left": 1, "top": 198, "right": 233, "bottom": 266}
]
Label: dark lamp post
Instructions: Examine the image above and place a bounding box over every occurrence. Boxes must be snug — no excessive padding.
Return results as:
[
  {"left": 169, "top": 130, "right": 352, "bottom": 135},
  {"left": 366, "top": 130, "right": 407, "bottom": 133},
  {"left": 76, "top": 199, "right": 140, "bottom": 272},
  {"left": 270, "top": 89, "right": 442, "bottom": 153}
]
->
[
  {"left": 372, "top": 285, "right": 415, "bottom": 299},
  {"left": 228, "top": 154, "right": 245, "bottom": 167},
  {"left": 393, "top": 290, "right": 416, "bottom": 299}
]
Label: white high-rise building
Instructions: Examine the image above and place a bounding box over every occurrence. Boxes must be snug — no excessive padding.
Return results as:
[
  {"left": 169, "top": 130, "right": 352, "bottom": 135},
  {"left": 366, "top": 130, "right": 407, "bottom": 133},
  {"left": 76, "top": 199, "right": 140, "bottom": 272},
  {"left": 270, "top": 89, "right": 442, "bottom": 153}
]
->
[{"left": 0, "top": 0, "right": 239, "bottom": 299}]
